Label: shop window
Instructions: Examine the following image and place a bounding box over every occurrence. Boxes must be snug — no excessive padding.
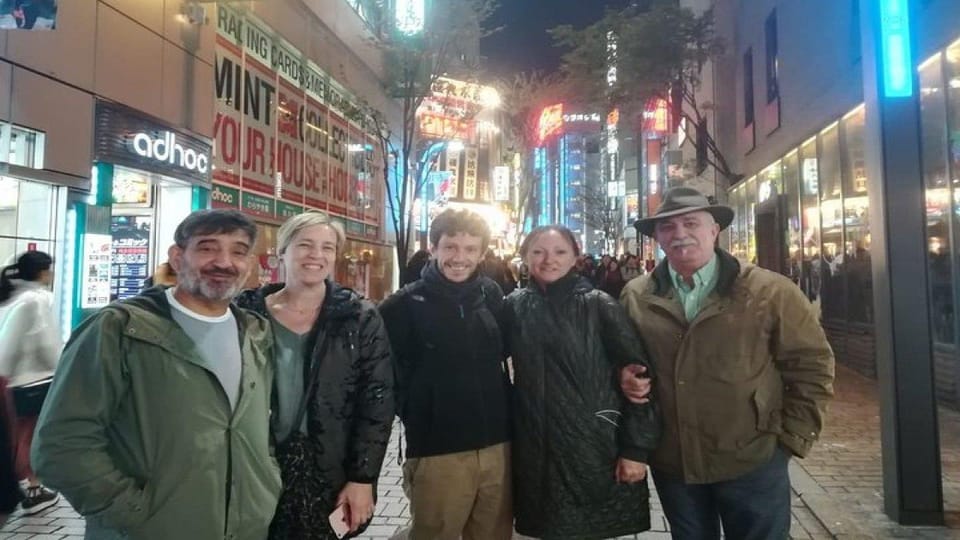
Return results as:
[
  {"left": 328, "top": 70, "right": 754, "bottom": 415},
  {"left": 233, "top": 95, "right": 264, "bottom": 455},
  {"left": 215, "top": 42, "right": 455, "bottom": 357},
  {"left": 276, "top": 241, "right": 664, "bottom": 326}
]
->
[
  {"left": 733, "top": 184, "right": 747, "bottom": 261},
  {"left": 1, "top": 125, "right": 45, "bottom": 169},
  {"left": 782, "top": 150, "right": 802, "bottom": 286},
  {"left": 743, "top": 48, "right": 756, "bottom": 151},
  {"left": 800, "top": 138, "right": 821, "bottom": 305},
  {"left": 746, "top": 176, "right": 758, "bottom": 264},
  {"left": 818, "top": 124, "right": 845, "bottom": 321},
  {"left": 940, "top": 42, "right": 960, "bottom": 345},
  {"left": 840, "top": 106, "right": 872, "bottom": 324},
  {"left": 0, "top": 176, "right": 56, "bottom": 267}
]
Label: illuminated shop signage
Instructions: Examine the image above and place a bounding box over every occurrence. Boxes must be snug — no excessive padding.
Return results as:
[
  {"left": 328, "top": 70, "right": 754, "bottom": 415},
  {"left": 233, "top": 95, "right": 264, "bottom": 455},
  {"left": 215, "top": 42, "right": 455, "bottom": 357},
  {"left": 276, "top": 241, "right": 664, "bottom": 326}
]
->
[
  {"left": 538, "top": 104, "right": 564, "bottom": 144},
  {"left": 94, "top": 100, "right": 213, "bottom": 185},
  {"left": 879, "top": 0, "right": 914, "bottom": 98},
  {"left": 130, "top": 132, "right": 210, "bottom": 174}
]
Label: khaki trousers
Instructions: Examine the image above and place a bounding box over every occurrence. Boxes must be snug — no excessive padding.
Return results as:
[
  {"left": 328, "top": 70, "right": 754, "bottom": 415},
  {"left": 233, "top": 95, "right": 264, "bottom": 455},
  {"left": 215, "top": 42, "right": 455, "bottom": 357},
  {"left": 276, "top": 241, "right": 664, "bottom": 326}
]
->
[{"left": 402, "top": 442, "right": 512, "bottom": 540}]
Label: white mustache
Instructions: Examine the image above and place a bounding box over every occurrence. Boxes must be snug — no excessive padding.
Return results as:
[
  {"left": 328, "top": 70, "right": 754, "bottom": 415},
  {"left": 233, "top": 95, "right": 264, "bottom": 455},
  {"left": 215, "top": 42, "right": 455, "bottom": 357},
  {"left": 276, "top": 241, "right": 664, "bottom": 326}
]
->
[{"left": 670, "top": 239, "right": 699, "bottom": 248}]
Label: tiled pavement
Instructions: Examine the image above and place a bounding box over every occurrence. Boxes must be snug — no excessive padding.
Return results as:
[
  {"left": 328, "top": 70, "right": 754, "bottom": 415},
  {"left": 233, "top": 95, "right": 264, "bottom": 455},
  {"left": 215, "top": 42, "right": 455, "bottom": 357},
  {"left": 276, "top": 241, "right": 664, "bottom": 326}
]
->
[{"left": 2, "top": 364, "right": 958, "bottom": 539}]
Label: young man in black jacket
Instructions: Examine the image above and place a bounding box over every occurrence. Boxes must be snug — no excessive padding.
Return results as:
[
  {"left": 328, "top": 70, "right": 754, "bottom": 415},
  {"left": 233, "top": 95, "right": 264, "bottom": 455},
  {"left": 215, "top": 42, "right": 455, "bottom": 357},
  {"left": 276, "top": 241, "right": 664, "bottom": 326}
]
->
[{"left": 378, "top": 208, "right": 512, "bottom": 540}]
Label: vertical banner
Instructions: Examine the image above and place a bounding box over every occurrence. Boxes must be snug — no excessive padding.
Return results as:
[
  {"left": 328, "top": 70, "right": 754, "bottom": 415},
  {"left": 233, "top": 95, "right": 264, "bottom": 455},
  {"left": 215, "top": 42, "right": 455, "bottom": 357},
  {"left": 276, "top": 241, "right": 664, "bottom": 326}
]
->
[
  {"left": 365, "top": 132, "right": 383, "bottom": 227},
  {"left": 327, "top": 109, "right": 350, "bottom": 216},
  {"left": 493, "top": 166, "right": 510, "bottom": 201},
  {"left": 349, "top": 123, "right": 366, "bottom": 219},
  {"left": 445, "top": 152, "right": 460, "bottom": 198},
  {"left": 463, "top": 147, "right": 479, "bottom": 200}
]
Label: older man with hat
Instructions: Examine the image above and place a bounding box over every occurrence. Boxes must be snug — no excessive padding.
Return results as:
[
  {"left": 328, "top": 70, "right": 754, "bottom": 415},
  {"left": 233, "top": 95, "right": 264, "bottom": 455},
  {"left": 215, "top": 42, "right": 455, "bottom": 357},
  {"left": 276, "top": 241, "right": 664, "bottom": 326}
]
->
[{"left": 620, "top": 186, "right": 834, "bottom": 539}]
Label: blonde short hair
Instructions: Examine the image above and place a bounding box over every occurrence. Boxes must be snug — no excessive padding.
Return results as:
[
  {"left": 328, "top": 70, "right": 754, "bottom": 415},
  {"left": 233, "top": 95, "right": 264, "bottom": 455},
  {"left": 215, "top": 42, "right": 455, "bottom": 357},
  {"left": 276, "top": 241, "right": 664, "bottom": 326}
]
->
[{"left": 277, "top": 211, "right": 347, "bottom": 255}]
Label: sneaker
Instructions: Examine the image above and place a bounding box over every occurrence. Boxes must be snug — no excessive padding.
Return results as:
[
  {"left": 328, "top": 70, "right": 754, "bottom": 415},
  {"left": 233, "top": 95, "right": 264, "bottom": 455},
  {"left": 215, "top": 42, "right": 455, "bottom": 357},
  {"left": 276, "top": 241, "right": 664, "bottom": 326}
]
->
[{"left": 20, "top": 485, "right": 59, "bottom": 515}]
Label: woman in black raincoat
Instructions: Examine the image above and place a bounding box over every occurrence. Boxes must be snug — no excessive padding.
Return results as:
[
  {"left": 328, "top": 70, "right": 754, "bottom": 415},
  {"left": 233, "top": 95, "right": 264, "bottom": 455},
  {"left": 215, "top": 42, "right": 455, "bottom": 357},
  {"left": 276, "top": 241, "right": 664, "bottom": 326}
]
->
[{"left": 504, "top": 225, "right": 661, "bottom": 539}]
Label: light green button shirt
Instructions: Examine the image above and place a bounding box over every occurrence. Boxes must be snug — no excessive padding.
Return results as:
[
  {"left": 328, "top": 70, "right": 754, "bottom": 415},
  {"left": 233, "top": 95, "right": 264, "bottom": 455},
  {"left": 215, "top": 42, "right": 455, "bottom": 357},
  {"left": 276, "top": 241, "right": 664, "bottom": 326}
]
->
[{"left": 668, "top": 253, "right": 720, "bottom": 322}]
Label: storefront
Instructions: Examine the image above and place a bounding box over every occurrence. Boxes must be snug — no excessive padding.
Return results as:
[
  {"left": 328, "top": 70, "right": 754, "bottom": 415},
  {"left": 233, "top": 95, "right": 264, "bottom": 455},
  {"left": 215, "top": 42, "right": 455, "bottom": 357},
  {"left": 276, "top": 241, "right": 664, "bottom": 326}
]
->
[
  {"left": 916, "top": 36, "right": 960, "bottom": 405},
  {"left": 727, "top": 103, "right": 875, "bottom": 377},
  {"left": 59, "top": 100, "right": 211, "bottom": 329},
  {"left": 0, "top": 123, "right": 82, "bottom": 341},
  {"left": 212, "top": 6, "right": 392, "bottom": 299}
]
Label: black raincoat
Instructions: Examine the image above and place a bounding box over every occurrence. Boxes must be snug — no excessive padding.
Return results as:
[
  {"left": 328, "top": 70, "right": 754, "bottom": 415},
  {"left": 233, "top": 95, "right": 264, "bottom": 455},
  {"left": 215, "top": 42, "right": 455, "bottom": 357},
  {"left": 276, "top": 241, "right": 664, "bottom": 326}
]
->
[{"left": 503, "top": 272, "right": 661, "bottom": 540}]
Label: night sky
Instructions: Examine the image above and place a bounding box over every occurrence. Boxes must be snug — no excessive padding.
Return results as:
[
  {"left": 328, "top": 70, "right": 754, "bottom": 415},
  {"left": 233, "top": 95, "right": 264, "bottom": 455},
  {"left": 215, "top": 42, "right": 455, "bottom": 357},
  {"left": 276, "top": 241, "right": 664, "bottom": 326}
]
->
[{"left": 480, "top": 0, "right": 629, "bottom": 78}]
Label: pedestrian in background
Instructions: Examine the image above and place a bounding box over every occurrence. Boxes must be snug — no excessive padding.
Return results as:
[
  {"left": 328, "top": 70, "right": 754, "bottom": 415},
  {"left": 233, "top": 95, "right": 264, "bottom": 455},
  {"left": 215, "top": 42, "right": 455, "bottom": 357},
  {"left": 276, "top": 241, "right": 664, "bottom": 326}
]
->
[
  {"left": 621, "top": 187, "right": 835, "bottom": 539},
  {"left": 600, "top": 259, "right": 628, "bottom": 300},
  {"left": 0, "top": 251, "right": 60, "bottom": 515},
  {"left": 622, "top": 255, "right": 643, "bottom": 281},
  {"left": 33, "top": 209, "right": 280, "bottom": 539},
  {"left": 402, "top": 250, "right": 431, "bottom": 287},
  {"left": 504, "top": 225, "right": 660, "bottom": 539},
  {"left": 379, "top": 209, "right": 512, "bottom": 540},
  {"left": 235, "top": 211, "right": 394, "bottom": 539}
]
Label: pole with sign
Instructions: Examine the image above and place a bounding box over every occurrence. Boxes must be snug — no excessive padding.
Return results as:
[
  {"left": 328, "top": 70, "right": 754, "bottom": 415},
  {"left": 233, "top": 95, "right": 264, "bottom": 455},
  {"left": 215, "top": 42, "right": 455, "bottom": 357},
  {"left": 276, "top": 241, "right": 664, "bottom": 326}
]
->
[{"left": 861, "top": 0, "right": 943, "bottom": 525}]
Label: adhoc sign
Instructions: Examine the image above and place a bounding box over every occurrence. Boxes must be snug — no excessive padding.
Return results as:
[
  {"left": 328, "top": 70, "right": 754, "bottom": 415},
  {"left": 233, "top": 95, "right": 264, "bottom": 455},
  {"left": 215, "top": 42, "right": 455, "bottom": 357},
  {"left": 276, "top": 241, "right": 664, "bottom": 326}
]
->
[{"left": 94, "top": 100, "right": 212, "bottom": 186}]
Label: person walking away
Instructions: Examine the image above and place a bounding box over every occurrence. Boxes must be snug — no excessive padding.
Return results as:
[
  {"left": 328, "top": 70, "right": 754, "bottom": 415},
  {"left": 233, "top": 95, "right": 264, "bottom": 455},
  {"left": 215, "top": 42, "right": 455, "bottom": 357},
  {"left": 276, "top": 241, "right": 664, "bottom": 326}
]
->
[
  {"left": 0, "top": 251, "right": 60, "bottom": 515},
  {"left": 235, "top": 211, "right": 394, "bottom": 539},
  {"left": 620, "top": 187, "right": 834, "bottom": 539},
  {"left": 504, "top": 225, "right": 660, "bottom": 539},
  {"left": 379, "top": 208, "right": 512, "bottom": 540},
  {"left": 32, "top": 209, "right": 281, "bottom": 539}
]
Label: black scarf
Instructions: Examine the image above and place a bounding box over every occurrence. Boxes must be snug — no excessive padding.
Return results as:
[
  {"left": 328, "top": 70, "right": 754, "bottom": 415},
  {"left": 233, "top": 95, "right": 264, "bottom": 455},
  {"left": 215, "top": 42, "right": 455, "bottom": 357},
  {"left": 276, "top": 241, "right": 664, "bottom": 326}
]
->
[{"left": 421, "top": 260, "right": 484, "bottom": 302}]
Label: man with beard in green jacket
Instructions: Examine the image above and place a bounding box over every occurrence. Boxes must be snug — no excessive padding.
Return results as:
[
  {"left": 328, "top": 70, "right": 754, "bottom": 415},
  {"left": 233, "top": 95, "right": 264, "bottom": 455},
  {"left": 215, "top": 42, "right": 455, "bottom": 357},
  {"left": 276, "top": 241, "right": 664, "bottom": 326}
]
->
[{"left": 33, "top": 209, "right": 281, "bottom": 540}]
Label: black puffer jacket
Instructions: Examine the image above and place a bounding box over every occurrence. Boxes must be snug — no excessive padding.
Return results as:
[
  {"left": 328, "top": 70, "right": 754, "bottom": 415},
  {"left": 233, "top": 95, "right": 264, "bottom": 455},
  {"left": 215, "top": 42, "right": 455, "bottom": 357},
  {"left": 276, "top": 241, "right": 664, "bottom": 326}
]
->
[
  {"left": 504, "top": 272, "right": 661, "bottom": 540},
  {"left": 235, "top": 281, "right": 394, "bottom": 538},
  {"left": 378, "top": 262, "right": 511, "bottom": 458}
]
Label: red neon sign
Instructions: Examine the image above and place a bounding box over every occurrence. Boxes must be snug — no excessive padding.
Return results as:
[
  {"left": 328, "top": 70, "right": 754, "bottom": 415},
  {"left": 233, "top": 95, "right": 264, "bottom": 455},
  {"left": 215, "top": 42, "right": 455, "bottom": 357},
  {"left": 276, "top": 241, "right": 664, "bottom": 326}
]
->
[
  {"left": 538, "top": 104, "right": 564, "bottom": 143},
  {"left": 642, "top": 98, "right": 670, "bottom": 134}
]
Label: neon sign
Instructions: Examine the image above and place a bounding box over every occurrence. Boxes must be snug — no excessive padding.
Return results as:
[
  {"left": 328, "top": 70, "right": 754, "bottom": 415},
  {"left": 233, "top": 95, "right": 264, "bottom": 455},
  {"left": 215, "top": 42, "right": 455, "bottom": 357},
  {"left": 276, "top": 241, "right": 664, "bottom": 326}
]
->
[
  {"left": 538, "top": 104, "right": 564, "bottom": 144},
  {"left": 131, "top": 131, "right": 210, "bottom": 174},
  {"left": 879, "top": 0, "right": 914, "bottom": 98},
  {"left": 642, "top": 99, "right": 670, "bottom": 134}
]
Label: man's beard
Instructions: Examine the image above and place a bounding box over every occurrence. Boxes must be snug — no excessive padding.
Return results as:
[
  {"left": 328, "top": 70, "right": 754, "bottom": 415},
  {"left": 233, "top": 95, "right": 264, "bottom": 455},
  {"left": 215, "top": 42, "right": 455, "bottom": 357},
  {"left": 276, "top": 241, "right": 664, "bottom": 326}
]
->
[{"left": 177, "top": 265, "right": 242, "bottom": 301}]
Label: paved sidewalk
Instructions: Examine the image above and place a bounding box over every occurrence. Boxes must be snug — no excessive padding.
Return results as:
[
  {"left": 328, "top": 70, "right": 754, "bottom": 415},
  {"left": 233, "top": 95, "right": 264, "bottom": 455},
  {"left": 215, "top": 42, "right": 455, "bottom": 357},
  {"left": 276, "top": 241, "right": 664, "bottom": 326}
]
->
[{"left": 2, "top": 363, "right": 959, "bottom": 539}]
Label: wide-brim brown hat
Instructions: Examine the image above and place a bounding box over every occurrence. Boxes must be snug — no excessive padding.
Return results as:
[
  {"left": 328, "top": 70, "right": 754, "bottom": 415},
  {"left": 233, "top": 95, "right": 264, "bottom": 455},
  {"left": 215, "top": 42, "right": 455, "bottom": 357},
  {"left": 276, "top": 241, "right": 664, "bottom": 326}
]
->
[{"left": 634, "top": 186, "right": 734, "bottom": 237}]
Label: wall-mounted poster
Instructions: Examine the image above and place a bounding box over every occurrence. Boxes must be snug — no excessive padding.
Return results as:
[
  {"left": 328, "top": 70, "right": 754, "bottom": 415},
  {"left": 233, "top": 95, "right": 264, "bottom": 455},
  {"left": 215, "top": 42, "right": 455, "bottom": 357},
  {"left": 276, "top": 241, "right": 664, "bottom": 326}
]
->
[
  {"left": 111, "top": 216, "right": 152, "bottom": 300},
  {"left": 0, "top": 0, "right": 56, "bottom": 30},
  {"left": 81, "top": 233, "right": 112, "bottom": 309}
]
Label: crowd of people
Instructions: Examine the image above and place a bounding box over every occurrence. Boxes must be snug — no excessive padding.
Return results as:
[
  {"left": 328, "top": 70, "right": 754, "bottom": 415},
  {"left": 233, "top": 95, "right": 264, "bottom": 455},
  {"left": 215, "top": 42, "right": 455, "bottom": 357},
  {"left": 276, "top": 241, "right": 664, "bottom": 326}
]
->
[{"left": 0, "top": 186, "right": 835, "bottom": 539}]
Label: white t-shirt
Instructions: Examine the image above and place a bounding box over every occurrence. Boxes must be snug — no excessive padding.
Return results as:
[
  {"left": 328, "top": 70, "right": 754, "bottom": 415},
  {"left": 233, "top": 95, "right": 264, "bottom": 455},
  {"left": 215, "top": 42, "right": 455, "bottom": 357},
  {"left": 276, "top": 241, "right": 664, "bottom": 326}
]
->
[{"left": 165, "top": 288, "right": 242, "bottom": 411}]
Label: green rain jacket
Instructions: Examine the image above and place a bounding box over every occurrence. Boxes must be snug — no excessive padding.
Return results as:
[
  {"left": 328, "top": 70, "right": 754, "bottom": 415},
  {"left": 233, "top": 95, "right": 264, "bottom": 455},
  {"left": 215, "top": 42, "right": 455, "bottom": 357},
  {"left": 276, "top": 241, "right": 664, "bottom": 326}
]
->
[{"left": 32, "top": 287, "right": 281, "bottom": 540}]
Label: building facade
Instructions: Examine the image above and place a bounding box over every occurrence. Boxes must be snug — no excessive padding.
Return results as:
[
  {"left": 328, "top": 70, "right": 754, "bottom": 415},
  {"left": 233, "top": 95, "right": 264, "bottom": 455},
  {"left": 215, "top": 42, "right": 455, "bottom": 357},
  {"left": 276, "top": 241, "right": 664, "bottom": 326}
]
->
[
  {"left": 693, "top": 0, "right": 960, "bottom": 404},
  {"left": 0, "top": 0, "right": 401, "bottom": 340},
  {"left": 533, "top": 105, "right": 606, "bottom": 254}
]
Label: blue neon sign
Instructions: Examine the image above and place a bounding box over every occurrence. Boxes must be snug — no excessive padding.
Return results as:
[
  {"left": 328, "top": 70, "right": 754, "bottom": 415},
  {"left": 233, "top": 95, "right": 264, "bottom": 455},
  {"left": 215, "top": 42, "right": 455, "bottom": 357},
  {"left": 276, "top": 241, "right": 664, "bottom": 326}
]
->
[{"left": 879, "top": 0, "right": 914, "bottom": 98}]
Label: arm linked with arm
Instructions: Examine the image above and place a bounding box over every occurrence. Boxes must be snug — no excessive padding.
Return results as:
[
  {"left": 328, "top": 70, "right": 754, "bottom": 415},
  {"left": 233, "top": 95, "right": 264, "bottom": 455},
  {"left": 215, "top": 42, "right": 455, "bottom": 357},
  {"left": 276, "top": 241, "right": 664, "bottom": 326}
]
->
[
  {"left": 596, "top": 293, "right": 662, "bottom": 462},
  {"left": 31, "top": 308, "right": 149, "bottom": 530}
]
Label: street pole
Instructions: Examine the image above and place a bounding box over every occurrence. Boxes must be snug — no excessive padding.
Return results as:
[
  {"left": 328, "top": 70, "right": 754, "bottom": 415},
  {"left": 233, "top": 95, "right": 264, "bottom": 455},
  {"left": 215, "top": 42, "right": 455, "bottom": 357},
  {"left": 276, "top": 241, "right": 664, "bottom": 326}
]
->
[{"left": 860, "top": 0, "right": 943, "bottom": 525}]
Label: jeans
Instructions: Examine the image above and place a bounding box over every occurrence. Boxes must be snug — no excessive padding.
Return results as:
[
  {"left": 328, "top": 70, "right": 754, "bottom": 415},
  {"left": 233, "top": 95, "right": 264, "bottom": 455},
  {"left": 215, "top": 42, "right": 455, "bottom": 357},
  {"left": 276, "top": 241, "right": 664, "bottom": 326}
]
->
[{"left": 653, "top": 447, "right": 792, "bottom": 540}]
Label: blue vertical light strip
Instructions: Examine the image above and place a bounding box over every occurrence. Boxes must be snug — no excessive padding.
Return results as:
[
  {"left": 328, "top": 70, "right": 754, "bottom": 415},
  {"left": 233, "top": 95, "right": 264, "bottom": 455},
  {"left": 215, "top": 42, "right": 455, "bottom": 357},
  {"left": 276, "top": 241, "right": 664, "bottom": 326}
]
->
[
  {"left": 559, "top": 136, "right": 567, "bottom": 226},
  {"left": 879, "top": 0, "right": 914, "bottom": 98},
  {"left": 537, "top": 147, "right": 549, "bottom": 226}
]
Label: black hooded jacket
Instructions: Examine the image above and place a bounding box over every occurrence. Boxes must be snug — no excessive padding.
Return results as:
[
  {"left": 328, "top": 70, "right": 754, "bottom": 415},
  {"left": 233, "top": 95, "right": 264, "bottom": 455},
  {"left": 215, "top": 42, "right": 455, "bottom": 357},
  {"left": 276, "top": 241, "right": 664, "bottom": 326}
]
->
[
  {"left": 234, "top": 281, "right": 394, "bottom": 509},
  {"left": 504, "top": 272, "right": 661, "bottom": 539},
  {"left": 378, "top": 262, "right": 511, "bottom": 458}
]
